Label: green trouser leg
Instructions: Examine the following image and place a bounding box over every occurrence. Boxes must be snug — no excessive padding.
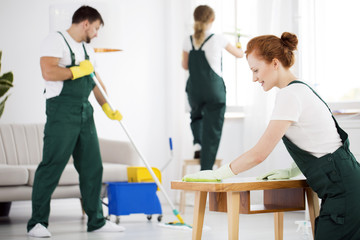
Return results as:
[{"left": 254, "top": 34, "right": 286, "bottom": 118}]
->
[
  {"left": 314, "top": 153, "right": 360, "bottom": 240},
  {"left": 189, "top": 99, "right": 225, "bottom": 170},
  {"left": 27, "top": 111, "right": 105, "bottom": 232},
  {"left": 199, "top": 102, "right": 225, "bottom": 170},
  {"left": 73, "top": 118, "right": 105, "bottom": 232},
  {"left": 190, "top": 103, "right": 204, "bottom": 146},
  {"left": 27, "top": 122, "right": 79, "bottom": 231}
]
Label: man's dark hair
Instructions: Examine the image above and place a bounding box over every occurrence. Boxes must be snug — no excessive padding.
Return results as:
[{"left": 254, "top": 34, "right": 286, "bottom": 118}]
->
[{"left": 72, "top": 5, "right": 104, "bottom": 26}]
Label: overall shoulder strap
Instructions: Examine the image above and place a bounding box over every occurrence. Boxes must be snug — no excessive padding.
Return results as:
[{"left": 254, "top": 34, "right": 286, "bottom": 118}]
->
[
  {"left": 199, "top": 34, "right": 214, "bottom": 50},
  {"left": 288, "top": 80, "right": 332, "bottom": 113},
  {"left": 82, "top": 44, "right": 89, "bottom": 60},
  {"left": 287, "top": 81, "right": 349, "bottom": 144},
  {"left": 190, "top": 35, "right": 195, "bottom": 50},
  {"left": 288, "top": 80, "right": 346, "bottom": 137},
  {"left": 57, "top": 31, "right": 75, "bottom": 65}
]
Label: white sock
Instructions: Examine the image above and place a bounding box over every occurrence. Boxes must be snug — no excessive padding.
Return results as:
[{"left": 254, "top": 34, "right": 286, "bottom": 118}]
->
[{"left": 193, "top": 143, "right": 201, "bottom": 151}]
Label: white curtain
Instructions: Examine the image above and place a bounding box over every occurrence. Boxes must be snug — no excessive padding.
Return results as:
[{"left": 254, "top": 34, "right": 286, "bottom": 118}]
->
[{"left": 241, "top": 0, "right": 299, "bottom": 178}]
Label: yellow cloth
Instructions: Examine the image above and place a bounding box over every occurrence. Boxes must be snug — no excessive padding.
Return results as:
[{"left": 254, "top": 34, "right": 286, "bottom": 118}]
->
[
  {"left": 102, "top": 103, "right": 123, "bottom": 121},
  {"left": 69, "top": 60, "right": 94, "bottom": 80}
]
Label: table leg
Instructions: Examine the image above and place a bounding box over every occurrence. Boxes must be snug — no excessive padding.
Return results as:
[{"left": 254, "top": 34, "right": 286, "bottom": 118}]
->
[
  {"left": 180, "top": 190, "right": 186, "bottom": 213},
  {"left": 226, "top": 192, "right": 240, "bottom": 240},
  {"left": 306, "top": 188, "right": 319, "bottom": 239},
  {"left": 192, "top": 191, "right": 207, "bottom": 240},
  {"left": 274, "top": 212, "right": 284, "bottom": 240}
]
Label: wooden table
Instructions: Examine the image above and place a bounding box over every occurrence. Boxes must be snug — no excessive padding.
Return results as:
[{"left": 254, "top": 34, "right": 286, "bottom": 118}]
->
[{"left": 171, "top": 178, "right": 319, "bottom": 240}]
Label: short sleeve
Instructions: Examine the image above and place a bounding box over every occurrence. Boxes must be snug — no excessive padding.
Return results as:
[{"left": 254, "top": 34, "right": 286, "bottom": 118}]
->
[
  {"left": 271, "top": 88, "right": 302, "bottom": 122},
  {"left": 40, "top": 32, "right": 64, "bottom": 58},
  {"left": 217, "top": 34, "right": 229, "bottom": 48}
]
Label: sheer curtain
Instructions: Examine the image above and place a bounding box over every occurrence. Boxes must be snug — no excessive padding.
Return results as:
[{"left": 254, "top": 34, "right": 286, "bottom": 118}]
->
[
  {"left": 241, "top": 0, "right": 300, "bottom": 178},
  {"left": 182, "top": 0, "right": 300, "bottom": 178}
]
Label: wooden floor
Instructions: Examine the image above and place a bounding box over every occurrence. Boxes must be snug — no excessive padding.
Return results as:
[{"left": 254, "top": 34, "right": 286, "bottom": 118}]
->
[{"left": 0, "top": 198, "right": 310, "bottom": 240}]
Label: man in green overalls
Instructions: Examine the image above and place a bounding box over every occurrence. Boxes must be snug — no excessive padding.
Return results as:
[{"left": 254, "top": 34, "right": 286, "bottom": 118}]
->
[{"left": 27, "top": 6, "right": 124, "bottom": 238}]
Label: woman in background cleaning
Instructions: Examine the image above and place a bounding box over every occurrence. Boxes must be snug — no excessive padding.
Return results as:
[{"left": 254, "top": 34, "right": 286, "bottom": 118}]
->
[
  {"left": 183, "top": 32, "right": 360, "bottom": 239},
  {"left": 182, "top": 5, "right": 244, "bottom": 170},
  {"left": 27, "top": 6, "right": 124, "bottom": 238}
]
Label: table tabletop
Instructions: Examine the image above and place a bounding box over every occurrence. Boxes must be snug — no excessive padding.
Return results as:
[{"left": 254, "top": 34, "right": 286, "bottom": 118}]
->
[{"left": 171, "top": 177, "right": 309, "bottom": 192}]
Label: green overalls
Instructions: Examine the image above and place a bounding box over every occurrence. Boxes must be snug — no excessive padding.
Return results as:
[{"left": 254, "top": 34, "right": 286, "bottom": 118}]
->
[
  {"left": 186, "top": 34, "right": 226, "bottom": 170},
  {"left": 27, "top": 32, "right": 105, "bottom": 232},
  {"left": 282, "top": 81, "right": 360, "bottom": 239}
]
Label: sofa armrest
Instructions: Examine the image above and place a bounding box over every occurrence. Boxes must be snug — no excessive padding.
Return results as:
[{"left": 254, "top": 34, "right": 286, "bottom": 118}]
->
[{"left": 98, "top": 138, "right": 141, "bottom": 166}]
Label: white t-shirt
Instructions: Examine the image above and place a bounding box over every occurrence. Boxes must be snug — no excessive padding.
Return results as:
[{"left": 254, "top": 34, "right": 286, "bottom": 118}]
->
[
  {"left": 183, "top": 31, "right": 229, "bottom": 77},
  {"left": 40, "top": 31, "right": 97, "bottom": 99},
  {"left": 271, "top": 82, "right": 342, "bottom": 158}
]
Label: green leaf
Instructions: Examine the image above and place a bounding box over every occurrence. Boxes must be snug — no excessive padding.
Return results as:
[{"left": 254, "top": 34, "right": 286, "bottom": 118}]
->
[
  {"left": 0, "top": 72, "right": 13, "bottom": 83},
  {"left": 0, "top": 95, "right": 8, "bottom": 118},
  {"left": 0, "top": 79, "right": 13, "bottom": 97}
]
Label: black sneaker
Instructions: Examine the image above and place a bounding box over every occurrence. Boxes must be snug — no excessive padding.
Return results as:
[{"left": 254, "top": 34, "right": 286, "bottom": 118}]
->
[{"left": 194, "top": 150, "right": 200, "bottom": 159}]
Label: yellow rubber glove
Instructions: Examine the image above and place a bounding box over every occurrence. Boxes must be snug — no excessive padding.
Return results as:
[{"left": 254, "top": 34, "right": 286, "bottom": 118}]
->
[
  {"left": 236, "top": 42, "right": 242, "bottom": 48},
  {"left": 182, "top": 163, "right": 235, "bottom": 182},
  {"left": 256, "top": 162, "right": 302, "bottom": 180},
  {"left": 69, "top": 60, "right": 94, "bottom": 80},
  {"left": 102, "top": 103, "right": 123, "bottom": 121}
]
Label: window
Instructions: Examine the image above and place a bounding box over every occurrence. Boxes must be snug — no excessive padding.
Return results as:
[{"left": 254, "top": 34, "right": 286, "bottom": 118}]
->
[
  {"left": 188, "top": 0, "right": 258, "bottom": 108},
  {"left": 299, "top": 0, "right": 360, "bottom": 107},
  {"left": 189, "top": 0, "right": 360, "bottom": 113},
  {"left": 221, "top": 0, "right": 258, "bottom": 107}
]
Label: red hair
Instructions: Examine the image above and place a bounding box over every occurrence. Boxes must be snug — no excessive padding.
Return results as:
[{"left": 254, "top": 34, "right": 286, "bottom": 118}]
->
[{"left": 246, "top": 32, "right": 298, "bottom": 68}]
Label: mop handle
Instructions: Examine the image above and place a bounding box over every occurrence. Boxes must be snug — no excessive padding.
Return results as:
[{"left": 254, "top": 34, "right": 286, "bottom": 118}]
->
[
  {"left": 160, "top": 137, "right": 174, "bottom": 172},
  {"left": 169, "top": 137, "right": 173, "bottom": 151},
  {"left": 91, "top": 73, "right": 116, "bottom": 111},
  {"left": 90, "top": 73, "right": 180, "bottom": 217}
]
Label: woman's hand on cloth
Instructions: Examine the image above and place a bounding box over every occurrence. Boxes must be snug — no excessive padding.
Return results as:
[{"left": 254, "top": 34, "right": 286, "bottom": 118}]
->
[
  {"left": 182, "top": 163, "right": 235, "bottom": 182},
  {"left": 257, "top": 162, "right": 301, "bottom": 180}
]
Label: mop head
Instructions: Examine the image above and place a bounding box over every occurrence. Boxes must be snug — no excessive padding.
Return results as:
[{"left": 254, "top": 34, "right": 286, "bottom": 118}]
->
[{"left": 158, "top": 221, "right": 211, "bottom": 231}]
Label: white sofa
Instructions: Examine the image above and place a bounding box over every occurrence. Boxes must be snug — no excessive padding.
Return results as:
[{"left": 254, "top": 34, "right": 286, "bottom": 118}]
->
[{"left": 0, "top": 123, "right": 140, "bottom": 216}]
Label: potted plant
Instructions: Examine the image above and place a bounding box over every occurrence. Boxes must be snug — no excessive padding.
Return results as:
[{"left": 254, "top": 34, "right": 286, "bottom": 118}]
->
[{"left": 0, "top": 51, "right": 14, "bottom": 118}]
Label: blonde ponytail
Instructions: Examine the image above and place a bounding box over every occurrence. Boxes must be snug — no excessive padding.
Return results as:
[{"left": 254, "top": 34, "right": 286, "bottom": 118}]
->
[
  {"left": 193, "top": 21, "right": 206, "bottom": 47},
  {"left": 193, "top": 5, "right": 215, "bottom": 47}
]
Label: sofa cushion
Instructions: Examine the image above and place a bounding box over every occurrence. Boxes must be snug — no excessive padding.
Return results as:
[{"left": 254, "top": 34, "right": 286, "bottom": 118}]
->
[
  {"left": 102, "top": 163, "right": 128, "bottom": 182},
  {"left": 0, "top": 165, "right": 29, "bottom": 186},
  {"left": 26, "top": 163, "right": 128, "bottom": 186},
  {"left": 27, "top": 164, "right": 80, "bottom": 186}
]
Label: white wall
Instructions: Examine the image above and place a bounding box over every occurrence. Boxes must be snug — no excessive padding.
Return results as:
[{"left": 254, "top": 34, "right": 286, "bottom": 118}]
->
[{"left": 0, "top": 0, "right": 245, "bottom": 204}]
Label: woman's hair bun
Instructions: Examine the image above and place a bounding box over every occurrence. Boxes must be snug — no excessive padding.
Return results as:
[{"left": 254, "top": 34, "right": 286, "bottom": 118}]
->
[{"left": 281, "top": 32, "right": 298, "bottom": 51}]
